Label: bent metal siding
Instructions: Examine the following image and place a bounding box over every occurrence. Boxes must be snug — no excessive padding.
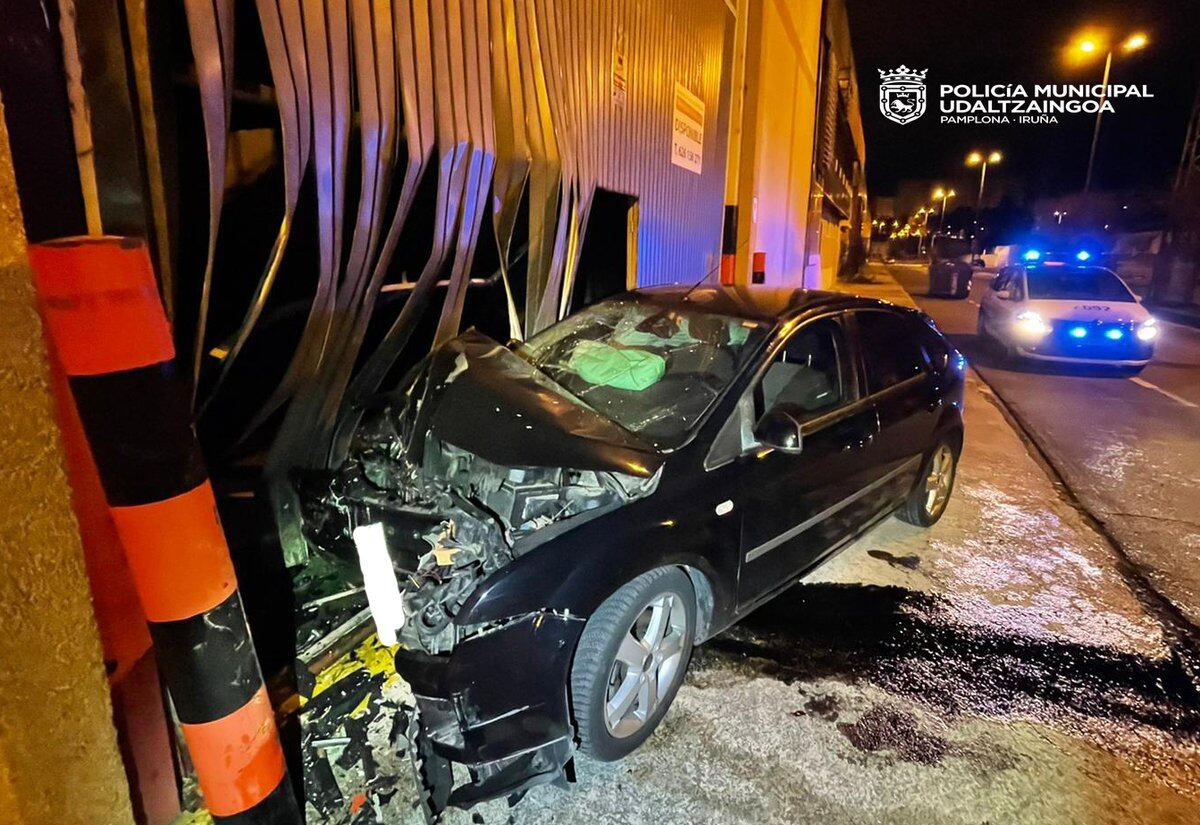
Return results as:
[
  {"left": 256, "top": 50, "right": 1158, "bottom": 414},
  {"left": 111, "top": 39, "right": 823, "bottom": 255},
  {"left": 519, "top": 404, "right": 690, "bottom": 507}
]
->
[
  {"left": 176, "top": 0, "right": 732, "bottom": 562},
  {"left": 545, "top": 0, "right": 731, "bottom": 296}
]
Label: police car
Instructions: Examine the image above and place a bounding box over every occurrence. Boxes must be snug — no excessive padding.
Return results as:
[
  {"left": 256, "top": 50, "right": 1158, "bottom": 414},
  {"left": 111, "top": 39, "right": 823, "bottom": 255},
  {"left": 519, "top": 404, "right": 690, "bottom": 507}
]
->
[{"left": 977, "top": 251, "right": 1158, "bottom": 371}]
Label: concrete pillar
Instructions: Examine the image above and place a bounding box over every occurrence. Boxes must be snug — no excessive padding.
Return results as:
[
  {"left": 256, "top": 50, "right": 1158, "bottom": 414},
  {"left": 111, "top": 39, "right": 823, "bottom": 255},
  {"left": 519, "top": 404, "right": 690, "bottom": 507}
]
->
[{"left": 0, "top": 97, "right": 134, "bottom": 825}]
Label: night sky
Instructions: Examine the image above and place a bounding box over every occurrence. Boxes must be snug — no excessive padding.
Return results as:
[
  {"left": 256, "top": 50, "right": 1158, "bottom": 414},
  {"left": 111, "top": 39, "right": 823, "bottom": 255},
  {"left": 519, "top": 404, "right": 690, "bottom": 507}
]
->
[{"left": 846, "top": 0, "right": 1200, "bottom": 200}]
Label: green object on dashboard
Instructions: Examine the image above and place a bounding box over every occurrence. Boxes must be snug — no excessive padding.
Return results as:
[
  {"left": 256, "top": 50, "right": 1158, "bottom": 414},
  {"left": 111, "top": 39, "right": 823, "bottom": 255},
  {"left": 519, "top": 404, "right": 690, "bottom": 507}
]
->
[{"left": 569, "top": 341, "right": 666, "bottom": 391}]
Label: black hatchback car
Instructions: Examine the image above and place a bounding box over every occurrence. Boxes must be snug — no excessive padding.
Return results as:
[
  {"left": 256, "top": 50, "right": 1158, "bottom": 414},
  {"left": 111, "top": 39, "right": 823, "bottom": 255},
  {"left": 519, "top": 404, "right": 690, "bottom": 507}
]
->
[{"left": 303, "top": 286, "right": 966, "bottom": 809}]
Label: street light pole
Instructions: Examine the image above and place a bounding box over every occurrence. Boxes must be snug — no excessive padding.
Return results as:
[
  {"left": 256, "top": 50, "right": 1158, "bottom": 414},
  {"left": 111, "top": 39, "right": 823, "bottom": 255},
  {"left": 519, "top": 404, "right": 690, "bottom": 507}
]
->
[
  {"left": 976, "top": 161, "right": 989, "bottom": 215},
  {"left": 1083, "top": 49, "right": 1113, "bottom": 193},
  {"left": 938, "top": 189, "right": 955, "bottom": 232},
  {"left": 966, "top": 151, "right": 1001, "bottom": 244},
  {"left": 1071, "top": 32, "right": 1147, "bottom": 193}
]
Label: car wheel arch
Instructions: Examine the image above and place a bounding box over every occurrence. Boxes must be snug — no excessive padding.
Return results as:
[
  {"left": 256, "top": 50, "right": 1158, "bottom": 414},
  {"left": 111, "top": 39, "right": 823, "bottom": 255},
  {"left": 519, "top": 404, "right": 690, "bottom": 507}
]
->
[
  {"left": 455, "top": 526, "right": 728, "bottom": 633},
  {"left": 680, "top": 564, "right": 716, "bottom": 643},
  {"left": 935, "top": 410, "right": 964, "bottom": 454}
]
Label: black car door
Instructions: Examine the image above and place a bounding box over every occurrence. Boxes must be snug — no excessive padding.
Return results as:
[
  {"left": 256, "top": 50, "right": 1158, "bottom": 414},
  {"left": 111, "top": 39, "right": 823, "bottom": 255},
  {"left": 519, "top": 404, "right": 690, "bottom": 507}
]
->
[
  {"left": 733, "top": 313, "right": 880, "bottom": 608},
  {"left": 849, "top": 309, "right": 941, "bottom": 516}
]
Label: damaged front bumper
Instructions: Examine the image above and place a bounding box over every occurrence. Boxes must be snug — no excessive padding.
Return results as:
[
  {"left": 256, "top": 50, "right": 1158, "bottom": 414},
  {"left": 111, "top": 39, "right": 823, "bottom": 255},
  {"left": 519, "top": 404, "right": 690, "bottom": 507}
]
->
[{"left": 397, "top": 609, "right": 585, "bottom": 809}]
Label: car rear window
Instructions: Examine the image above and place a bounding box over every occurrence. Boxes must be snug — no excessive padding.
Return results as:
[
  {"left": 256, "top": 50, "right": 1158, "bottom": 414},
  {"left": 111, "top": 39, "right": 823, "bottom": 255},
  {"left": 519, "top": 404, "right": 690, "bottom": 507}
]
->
[
  {"left": 1025, "top": 268, "right": 1133, "bottom": 301},
  {"left": 856, "top": 311, "right": 927, "bottom": 393}
]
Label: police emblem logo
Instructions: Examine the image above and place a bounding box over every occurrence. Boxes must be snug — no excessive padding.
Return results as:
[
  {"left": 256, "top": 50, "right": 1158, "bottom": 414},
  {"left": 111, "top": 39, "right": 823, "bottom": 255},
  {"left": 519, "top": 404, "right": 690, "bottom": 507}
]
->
[{"left": 878, "top": 66, "right": 928, "bottom": 125}]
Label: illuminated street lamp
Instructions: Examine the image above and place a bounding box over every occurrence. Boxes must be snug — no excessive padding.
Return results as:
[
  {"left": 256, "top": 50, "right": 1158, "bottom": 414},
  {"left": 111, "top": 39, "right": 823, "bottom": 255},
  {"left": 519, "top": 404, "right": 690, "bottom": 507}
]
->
[
  {"left": 966, "top": 151, "right": 1001, "bottom": 237},
  {"left": 933, "top": 187, "right": 956, "bottom": 233},
  {"left": 1069, "top": 30, "right": 1149, "bottom": 192},
  {"left": 1054, "top": 209, "right": 1067, "bottom": 225},
  {"left": 1123, "top": 32, "right": 1148, "bottom": 52},
  {"left": 916, "top": 206, "right": 933, "bottom": 255}
]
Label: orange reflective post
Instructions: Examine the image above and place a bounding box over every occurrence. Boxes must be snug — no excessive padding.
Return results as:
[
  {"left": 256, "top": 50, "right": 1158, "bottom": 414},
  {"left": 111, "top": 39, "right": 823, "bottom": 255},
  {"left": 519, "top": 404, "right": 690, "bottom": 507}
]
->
[{"left": 28, "top": 236, "right": 299, "bottom": 824}]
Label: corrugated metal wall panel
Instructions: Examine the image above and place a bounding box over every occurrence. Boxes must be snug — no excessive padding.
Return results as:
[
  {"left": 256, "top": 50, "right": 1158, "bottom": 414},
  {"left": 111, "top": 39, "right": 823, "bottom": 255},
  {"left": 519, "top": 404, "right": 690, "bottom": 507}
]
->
[{"left": 183, "top": 0, "right": 732, "bottom": 485}]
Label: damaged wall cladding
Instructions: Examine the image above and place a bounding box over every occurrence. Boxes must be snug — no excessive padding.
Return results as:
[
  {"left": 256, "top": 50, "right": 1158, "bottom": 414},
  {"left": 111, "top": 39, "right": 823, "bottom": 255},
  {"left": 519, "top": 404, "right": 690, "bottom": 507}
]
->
[{"left": 185, "top": 0, "right": 735, "bottom": 490}]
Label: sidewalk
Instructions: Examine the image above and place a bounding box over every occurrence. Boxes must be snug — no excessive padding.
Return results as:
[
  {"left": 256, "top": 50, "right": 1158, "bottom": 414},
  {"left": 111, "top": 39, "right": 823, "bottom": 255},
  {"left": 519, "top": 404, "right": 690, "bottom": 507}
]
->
[
  {"left": 828, "top": 263, "right": 919, "bottom": 309},
  {"left": 1116, "top": 273, "right": 1200, "bottom": 330}
]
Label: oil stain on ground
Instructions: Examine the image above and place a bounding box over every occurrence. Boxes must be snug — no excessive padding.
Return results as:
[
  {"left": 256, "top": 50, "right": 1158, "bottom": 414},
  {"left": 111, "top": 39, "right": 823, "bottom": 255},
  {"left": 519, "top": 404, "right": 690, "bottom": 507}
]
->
[
  {"left": 701, "top": 582, "right": 1200, "bottom": 736},
  {"left": 836, "top": 706, "right": 951, "bottom": 765}
]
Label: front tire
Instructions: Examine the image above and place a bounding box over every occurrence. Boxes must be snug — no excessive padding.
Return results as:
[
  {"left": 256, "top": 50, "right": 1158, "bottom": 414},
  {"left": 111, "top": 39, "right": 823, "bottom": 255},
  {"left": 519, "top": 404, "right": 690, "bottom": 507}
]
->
[
  {"left": 897, "top": 438, "right": 959, "bottom": 527},
  {"left": 570, "top": 567, "right": 695, "bottom": 761},
  {"left": 976, "top": 308, "right": 992, "bottom": 342},
  {"left": 981, "top": 314, "right": 1019, "bottom": 363}
]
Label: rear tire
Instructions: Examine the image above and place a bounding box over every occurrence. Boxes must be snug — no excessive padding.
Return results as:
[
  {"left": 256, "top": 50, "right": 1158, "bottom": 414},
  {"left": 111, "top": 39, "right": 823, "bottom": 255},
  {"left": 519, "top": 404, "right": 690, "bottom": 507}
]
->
[
  {"left": 897, "top": 437, "right": 960, "bottom": 527},
  {"left": 570, "top": 568, "right": 695, "bottom": 762}
]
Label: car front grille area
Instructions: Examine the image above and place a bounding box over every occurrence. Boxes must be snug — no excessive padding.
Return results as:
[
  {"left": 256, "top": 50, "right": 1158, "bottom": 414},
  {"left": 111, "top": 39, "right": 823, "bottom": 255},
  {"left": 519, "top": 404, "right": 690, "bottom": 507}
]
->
[{"left": 1026, "top": 319, "right": 1152, "bottom": 360}]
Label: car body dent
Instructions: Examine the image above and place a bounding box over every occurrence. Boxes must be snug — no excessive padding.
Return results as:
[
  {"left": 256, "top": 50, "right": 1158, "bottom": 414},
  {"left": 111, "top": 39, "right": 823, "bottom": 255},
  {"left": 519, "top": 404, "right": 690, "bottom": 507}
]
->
[
  {"left": 418, "top": 329, "right": 665, "bottom": 477},
  {"left": 456, "top": 467, "right": 741, "bottom": 634},
  {"left": 398, "top": 608, "right": 584, "bottom": 806}
]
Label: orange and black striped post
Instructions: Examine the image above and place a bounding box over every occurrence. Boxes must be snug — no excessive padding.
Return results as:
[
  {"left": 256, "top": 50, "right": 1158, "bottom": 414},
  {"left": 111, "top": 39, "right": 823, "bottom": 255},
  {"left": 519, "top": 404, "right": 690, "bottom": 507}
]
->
[
  {"left": 720, "top": 205, "right": 737, "bottom": 286},
  {"left": 28, "top": 237, "right": 300, "bottom": 824}
]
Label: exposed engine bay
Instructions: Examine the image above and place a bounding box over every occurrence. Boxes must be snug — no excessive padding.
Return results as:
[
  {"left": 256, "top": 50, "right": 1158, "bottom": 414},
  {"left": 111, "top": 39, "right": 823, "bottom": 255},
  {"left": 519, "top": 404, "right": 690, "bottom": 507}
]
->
[{"left": 299, "top": 333, "right": 662, "bottom": 655}]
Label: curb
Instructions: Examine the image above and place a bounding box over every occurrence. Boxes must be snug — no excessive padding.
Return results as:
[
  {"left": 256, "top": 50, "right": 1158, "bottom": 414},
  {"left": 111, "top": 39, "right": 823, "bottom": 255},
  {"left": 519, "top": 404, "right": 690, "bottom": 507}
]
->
[
  {"left": 969, "top": 368, "right": 1200, "bottom": 689},
  {"left": 882, "top": 267, "right": 1200, "bottom": 687}
]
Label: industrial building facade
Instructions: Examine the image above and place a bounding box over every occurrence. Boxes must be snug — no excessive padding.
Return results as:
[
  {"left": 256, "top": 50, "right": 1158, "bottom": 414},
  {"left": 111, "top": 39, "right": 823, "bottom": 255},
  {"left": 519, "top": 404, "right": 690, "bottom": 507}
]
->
[{"left": 0, "top": 0, "right": 868, "bottom": 821}]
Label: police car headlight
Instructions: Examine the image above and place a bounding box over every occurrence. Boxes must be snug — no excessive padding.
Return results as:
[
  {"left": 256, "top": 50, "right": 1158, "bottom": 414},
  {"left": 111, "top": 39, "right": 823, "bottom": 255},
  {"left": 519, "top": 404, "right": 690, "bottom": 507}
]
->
[
  {"left": 1136, "top": 318, "right": 1158, "bottom": 342},
  {"left": 1014, "top": 310, "right": 1050, "bottom": 338}
]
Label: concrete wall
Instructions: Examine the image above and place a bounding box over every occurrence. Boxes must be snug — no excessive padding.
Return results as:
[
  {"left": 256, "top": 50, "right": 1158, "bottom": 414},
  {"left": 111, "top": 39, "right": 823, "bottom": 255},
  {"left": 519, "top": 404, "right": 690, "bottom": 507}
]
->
[
  {"left": 734, "top": 0, "right": 823, "bottom": 287},
  {"left": 0, "top": 98, "right": 134, "bottom": 825}
]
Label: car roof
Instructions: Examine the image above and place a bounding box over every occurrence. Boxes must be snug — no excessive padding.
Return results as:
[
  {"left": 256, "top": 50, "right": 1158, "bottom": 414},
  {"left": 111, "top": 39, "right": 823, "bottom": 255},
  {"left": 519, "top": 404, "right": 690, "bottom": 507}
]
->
[{"left": 631, "top": 284, "right": 897, "bottom": 325}]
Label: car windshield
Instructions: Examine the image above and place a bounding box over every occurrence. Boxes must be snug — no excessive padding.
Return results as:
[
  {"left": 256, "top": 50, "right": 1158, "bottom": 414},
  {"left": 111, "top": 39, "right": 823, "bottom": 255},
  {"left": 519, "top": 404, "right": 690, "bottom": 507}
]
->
[
  {"left": 518, "top": 296, "right": 768, "bottom": 449},
  {"left": 1025, "top": 267, "right": 1134, "bottom": 301}
]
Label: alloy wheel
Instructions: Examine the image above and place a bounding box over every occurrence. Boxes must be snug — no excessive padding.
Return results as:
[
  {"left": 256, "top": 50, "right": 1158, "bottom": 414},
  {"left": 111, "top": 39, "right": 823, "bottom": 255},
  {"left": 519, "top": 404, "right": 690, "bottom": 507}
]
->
[
  {"left": 604, "top": 593, "right": 688, "bottom": 738},
  {"left": 924, "top": 444, "right": 955, "bottom": 518}
]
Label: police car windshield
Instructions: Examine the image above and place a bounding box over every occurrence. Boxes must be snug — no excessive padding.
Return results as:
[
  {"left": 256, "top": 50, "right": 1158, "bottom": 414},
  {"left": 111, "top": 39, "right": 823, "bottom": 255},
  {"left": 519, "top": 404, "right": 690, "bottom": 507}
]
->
[{"left": 1026, "top": 267, "right": 1133, "bottom": 302}]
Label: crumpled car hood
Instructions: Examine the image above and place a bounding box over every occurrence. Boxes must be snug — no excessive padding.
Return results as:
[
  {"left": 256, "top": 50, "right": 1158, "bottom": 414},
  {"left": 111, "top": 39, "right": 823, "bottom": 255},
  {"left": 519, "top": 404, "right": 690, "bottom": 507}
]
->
[{"left": 409, "top": 329, "right": 665, "bottom": 479}]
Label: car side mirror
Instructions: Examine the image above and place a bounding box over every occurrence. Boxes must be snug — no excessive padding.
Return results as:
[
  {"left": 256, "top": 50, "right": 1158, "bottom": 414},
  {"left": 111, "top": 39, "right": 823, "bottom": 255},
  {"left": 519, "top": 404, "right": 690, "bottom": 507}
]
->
[
  {"left": 995, "top": 289, "right": 1011, "bottom": 300},
  {"left": 753, "top": 406, "right": 804, "bottom": 454}
]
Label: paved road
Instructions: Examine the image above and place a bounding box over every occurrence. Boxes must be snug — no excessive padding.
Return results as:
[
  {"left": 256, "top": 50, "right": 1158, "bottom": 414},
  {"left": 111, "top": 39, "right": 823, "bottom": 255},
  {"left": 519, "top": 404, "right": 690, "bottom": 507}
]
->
[{"left": 885, "top": 262, "right": 1200, "bottom": 630}]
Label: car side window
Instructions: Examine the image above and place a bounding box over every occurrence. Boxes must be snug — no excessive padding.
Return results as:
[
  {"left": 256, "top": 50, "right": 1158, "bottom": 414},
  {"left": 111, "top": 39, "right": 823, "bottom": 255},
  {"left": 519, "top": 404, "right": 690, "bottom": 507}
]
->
[
  {"left": 913, "top": 317, "right": 951, "bottom": 371},
  {"left": 756, "top": 317, "right": 851, "bottom": 423},
  {"left": 856, "top": 310, "right": 927, "bottom": 393},
  {"left": 991, "top": 271, "right": 1009, "bottom": 291}
]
